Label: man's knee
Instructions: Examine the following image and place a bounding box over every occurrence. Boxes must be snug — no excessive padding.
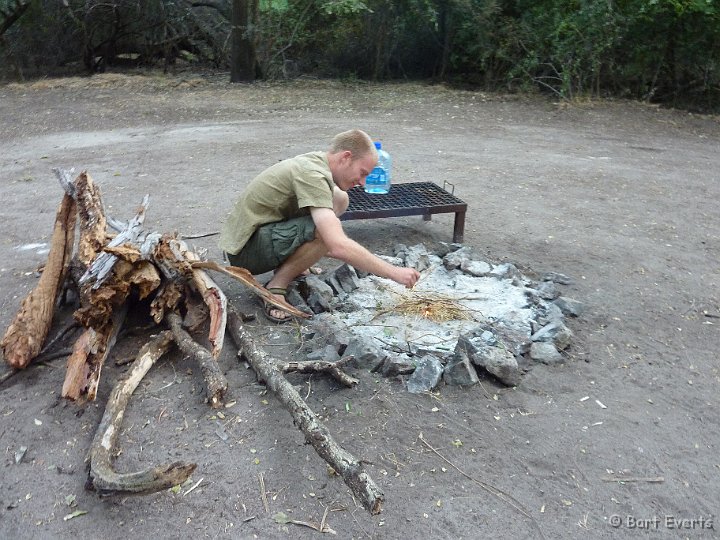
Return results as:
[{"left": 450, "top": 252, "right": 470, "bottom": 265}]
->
[{"left": 333, "top": 187, "right": 349, "bottom": 216}]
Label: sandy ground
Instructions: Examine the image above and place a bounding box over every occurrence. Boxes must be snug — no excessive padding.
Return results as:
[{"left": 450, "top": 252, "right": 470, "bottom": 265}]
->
[{"left": 0, "top": 73, "right": 719, "bottom": 539}]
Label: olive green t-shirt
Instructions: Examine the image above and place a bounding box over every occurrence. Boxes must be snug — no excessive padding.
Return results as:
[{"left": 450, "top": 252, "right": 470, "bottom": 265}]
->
[{"left": 219, "top": 151, "right": 335, "bottom": 255}]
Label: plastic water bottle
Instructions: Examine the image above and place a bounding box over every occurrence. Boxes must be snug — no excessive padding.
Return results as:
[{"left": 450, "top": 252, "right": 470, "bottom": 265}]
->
[{"left": 364, "top": 141, "right": 392, "bottom": 194}]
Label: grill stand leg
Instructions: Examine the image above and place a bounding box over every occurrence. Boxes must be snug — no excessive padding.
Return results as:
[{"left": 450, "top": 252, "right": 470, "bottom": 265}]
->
[{"left": 453, "top": 210, "right": 466, "bottom": 243}]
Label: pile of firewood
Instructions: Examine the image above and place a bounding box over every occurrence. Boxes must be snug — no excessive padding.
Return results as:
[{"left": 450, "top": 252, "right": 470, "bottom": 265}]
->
[{"left": 0, "top": 170, "right": 384, "bottom": 514}]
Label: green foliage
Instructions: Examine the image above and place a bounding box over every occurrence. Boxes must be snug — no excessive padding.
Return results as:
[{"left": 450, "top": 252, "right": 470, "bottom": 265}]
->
[{"left": 1, "top": 0, "right": 717, "bottom": 109}]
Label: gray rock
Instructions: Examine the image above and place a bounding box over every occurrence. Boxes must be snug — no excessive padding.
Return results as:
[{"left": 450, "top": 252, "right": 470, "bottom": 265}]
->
[
  {"left": 460, "top": 259, "right": 492, "bottom": 277},
  {"left": 286, "top": 284, "right": 311, "bottom": 313},
  {"left": 443, "top": 350, "right": 479, "bottom": 386},
  {"left": 542, "top": 271, "right": 573, "bottom": 285},
  {"left": 476, "top": 347, "right": 521, "bottom": 386},
  {"left": 302, "top": 275, "right": 334, "bottom": 313},
  {"left": 307, "top": 344, "right": 341, "bottom": 363},
  {"left": 480, "top": 330, "right": 497, "bottom": 346},
  {"left": 404, "top": 244, "right": 432, "bottom": 271},
  {"left": 456, "top": 332, "right": 522, "bottom": 386},
  {"left": 344, "top": 337, "right": 386, "bottom": 371},
  {"left": 489, "top": 262, "right": 520, "bottom": 280},
  {"left": 553, "top": 296, "right": 585, "bottom": 317},
  {"left": 536, "top": 281, "right": 560, "bottom": 300},
  {"left": 531, "top": 321, "right": 573, "bottom": 350},
  {"left": 393, "top": 243, "right": 409, "bottom": 258},
  {"left": 406, "top": 354, "right": 444, "bottom": 393},
  {"left": 307, "top": 313, "right": 352, "bottom": 354},
  {"left": 380, "top": 354, "right": 417, "bottom": 377},
  {"left": 529, "top": 342, "right": 564, "bottom": 364},
  {"left": 333, "top": 264, "right": 360, "bottom": 293},
  {"left": 442, "top": 246, "right": 473, "bottom": 270}
]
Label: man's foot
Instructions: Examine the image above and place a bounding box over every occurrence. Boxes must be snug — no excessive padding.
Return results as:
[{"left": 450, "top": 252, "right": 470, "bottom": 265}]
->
[
  {"left": 307, "top": 266, "right": 324, "bottom": 275},
  {"left": 262, "top": 287, "right": 292, "bottom": 323}
]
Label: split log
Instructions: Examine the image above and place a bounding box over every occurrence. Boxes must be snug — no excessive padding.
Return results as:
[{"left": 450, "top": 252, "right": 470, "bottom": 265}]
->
[
  {"left": 226, "top": 307, "right": 384, "bottom": 514},
  {"left": 1, "top": 192, "right": 77, "bottom": 368},
  {"left": 166, "top": 312, "right": 227, "bottom": 408},
  {"left": 79, "top": 195, "right": 158, "bottom": 289},
  {"left": 280, "top": 357, "right": 358, "bottom": 388},
  {"left": 164, "top": 238, "right": 227, "bottom": 358},
  {"left": 64, "top": 257, "right": 161, "bottom": 401},
  {"left": 87, "top": 331, "right": 197, "bottom": 495},
  {"left": 71, "top": 171, "right": 109, "bottom": 266},
  {"left": 62, "top": 303, "right": 128, "bottom": 401}
]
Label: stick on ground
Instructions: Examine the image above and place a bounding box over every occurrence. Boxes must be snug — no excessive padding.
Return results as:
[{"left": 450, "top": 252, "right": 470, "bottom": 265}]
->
[{"left": 227, "top": 307, "right": 384, "bottom": 514}]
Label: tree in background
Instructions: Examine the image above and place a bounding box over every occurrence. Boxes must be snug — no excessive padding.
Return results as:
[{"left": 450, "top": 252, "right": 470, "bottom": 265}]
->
[{"left": 231, "top": 0, "right": 258, "bottom": 81}]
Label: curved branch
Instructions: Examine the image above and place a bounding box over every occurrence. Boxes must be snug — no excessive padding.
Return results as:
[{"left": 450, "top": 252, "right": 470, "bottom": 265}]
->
[{"left": 88, "top": 331, "right": 197, "bottom": 495}]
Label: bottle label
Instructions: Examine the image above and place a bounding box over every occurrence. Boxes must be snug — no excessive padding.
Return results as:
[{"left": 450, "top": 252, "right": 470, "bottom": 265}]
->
[{"left": 365, "top": 167, "right": 389, "bottom": 193}]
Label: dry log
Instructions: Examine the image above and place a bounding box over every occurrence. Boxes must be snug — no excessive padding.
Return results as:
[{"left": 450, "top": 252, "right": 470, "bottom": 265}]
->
[
  {"left": 166, "top": 312, "right": 227, "bottom": 408},
  {"left": 1, "top": 192, "right": 77, "bottom": 368},
  {"left": 64, "top": 257, "right": 160, "bottom": 401},
  {"left": 62, "top": 303, "right": 128, "bottom": 401},
  {"left": 280, "top": 357, "right": 358, "bottom": 387},
  {"left": 226, "top": 307, "right": 384, "bottom": 514},
  {"left": 169, "top": 238, "right": 227, "bottom": 358},
  {"left": 79, "top": 195, "right": 159, "bottom": 289},
  {"left": 193, "top": 260, "right": 309, "bottom": 320},
  {"left": 73, "top": 171, "right": 109, "bottom": 266},
  {"left": 87, "top": 331, "right": 197, "bottom": 495}
]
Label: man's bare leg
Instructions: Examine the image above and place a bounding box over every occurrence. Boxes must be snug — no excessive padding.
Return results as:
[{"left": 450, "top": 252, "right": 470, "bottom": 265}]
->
[
  {"left": 264, "top": 190, "right": 347, "bottom": 320},
  {"left": 265, "top": 237, "right": 328, "bottom": 321}
]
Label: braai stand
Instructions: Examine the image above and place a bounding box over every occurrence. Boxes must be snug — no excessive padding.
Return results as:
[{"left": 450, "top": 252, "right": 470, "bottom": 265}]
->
[{"left": 341, "top": 182, "right": 468, "bottom": 243}]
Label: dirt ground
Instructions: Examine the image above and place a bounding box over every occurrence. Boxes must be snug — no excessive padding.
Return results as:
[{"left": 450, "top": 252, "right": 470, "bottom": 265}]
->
[{"left": 1, "top": 72, "right": 719, "bottom": 539}]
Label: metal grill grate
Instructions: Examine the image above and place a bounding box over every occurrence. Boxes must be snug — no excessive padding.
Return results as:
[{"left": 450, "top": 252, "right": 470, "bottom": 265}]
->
[
  {"left": 346, "top": 182, "right": 466, "bottom": 211},
  {"left": 341, "top": 182, "right": 468, "bottom": 243}
]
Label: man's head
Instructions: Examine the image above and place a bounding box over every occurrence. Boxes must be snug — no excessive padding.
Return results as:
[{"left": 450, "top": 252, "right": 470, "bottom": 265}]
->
[{"left": 327, "top": 129, "right": 378, "bottom": 191}]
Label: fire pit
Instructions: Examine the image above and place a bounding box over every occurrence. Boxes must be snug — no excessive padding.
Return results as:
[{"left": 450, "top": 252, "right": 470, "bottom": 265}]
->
[{"left": 295, "top": 244, "right": 583, "bottom": 391}]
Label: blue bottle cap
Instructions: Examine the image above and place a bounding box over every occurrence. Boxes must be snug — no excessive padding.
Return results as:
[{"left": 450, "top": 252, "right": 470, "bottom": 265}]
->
[{"left": 374, "top": 141, "right": 382, "bottom": 150}]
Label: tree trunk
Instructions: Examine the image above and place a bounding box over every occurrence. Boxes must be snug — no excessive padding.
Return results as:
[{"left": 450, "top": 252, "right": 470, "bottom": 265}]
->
[{"left": 231, "top": 0, "right": 258, "bottom": 82}]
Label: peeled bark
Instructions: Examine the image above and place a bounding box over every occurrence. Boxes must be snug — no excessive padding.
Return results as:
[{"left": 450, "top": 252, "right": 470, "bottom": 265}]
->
[
  {"left": 192, "top": 260, "right": 309, "bottom": 320},
  {"left": 1, "top": 193, "right": 77, "bottom": 368}
]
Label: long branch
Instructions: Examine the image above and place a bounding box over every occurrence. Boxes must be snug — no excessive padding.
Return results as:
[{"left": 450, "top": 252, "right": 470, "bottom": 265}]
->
[{"left": 226, "top": 307, "right": 384, "bottom": 514}]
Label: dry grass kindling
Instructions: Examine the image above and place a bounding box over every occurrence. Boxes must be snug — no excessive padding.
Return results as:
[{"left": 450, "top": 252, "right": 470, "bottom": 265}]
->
[{"left": 379, "top": 291, "right": 476, "bottom": 323}]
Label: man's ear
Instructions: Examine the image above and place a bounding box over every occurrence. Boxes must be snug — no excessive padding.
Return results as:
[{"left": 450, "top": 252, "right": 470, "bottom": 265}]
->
[{"left": 341, "top": 150, "right": 353, "bottom": 164}]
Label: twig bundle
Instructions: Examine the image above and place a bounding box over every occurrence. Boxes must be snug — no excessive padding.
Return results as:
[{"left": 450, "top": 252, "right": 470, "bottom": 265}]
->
[{"left": 380, "top": 291, "right": 474, "bottom": 323}]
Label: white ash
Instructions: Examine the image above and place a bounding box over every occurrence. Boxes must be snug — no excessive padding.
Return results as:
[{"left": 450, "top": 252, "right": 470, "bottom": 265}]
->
[{"left": 334, "top": 255, "right": 538, "bottom": 358}]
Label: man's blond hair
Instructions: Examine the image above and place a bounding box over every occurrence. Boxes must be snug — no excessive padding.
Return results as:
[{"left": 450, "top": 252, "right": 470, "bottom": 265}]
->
[{"left": 329, "top": 129, "right": 376, "bottom": 160}]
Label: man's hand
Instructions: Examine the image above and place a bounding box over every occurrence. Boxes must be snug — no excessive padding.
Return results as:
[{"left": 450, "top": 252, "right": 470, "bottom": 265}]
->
[
  {"left": 310, "top": 207, "right": 421, "bottom": 287},
  {"left": 391, "top": 266, "right": 421, "bottom": 288}
]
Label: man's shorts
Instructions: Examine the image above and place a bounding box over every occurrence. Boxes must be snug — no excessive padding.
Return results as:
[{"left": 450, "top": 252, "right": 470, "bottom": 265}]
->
[{"left": 226, "top": 215, "right": 316, "bottom": 275}]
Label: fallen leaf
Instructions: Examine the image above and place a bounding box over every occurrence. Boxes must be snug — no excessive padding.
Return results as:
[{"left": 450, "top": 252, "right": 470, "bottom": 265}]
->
[
  {"left": 273, "top": 512, "right": 291, "bottom": 524},
  {"left": 63, "top": 510, "right": 88, "bottom": 521},
  {"left": 64, "top": 494, "right": 76, "bottom": 507}
]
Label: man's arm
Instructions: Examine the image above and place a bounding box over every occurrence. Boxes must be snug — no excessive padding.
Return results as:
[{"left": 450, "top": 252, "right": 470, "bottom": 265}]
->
[{"left": 310, "top": 207, "right": 419, "bottom": 287}]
